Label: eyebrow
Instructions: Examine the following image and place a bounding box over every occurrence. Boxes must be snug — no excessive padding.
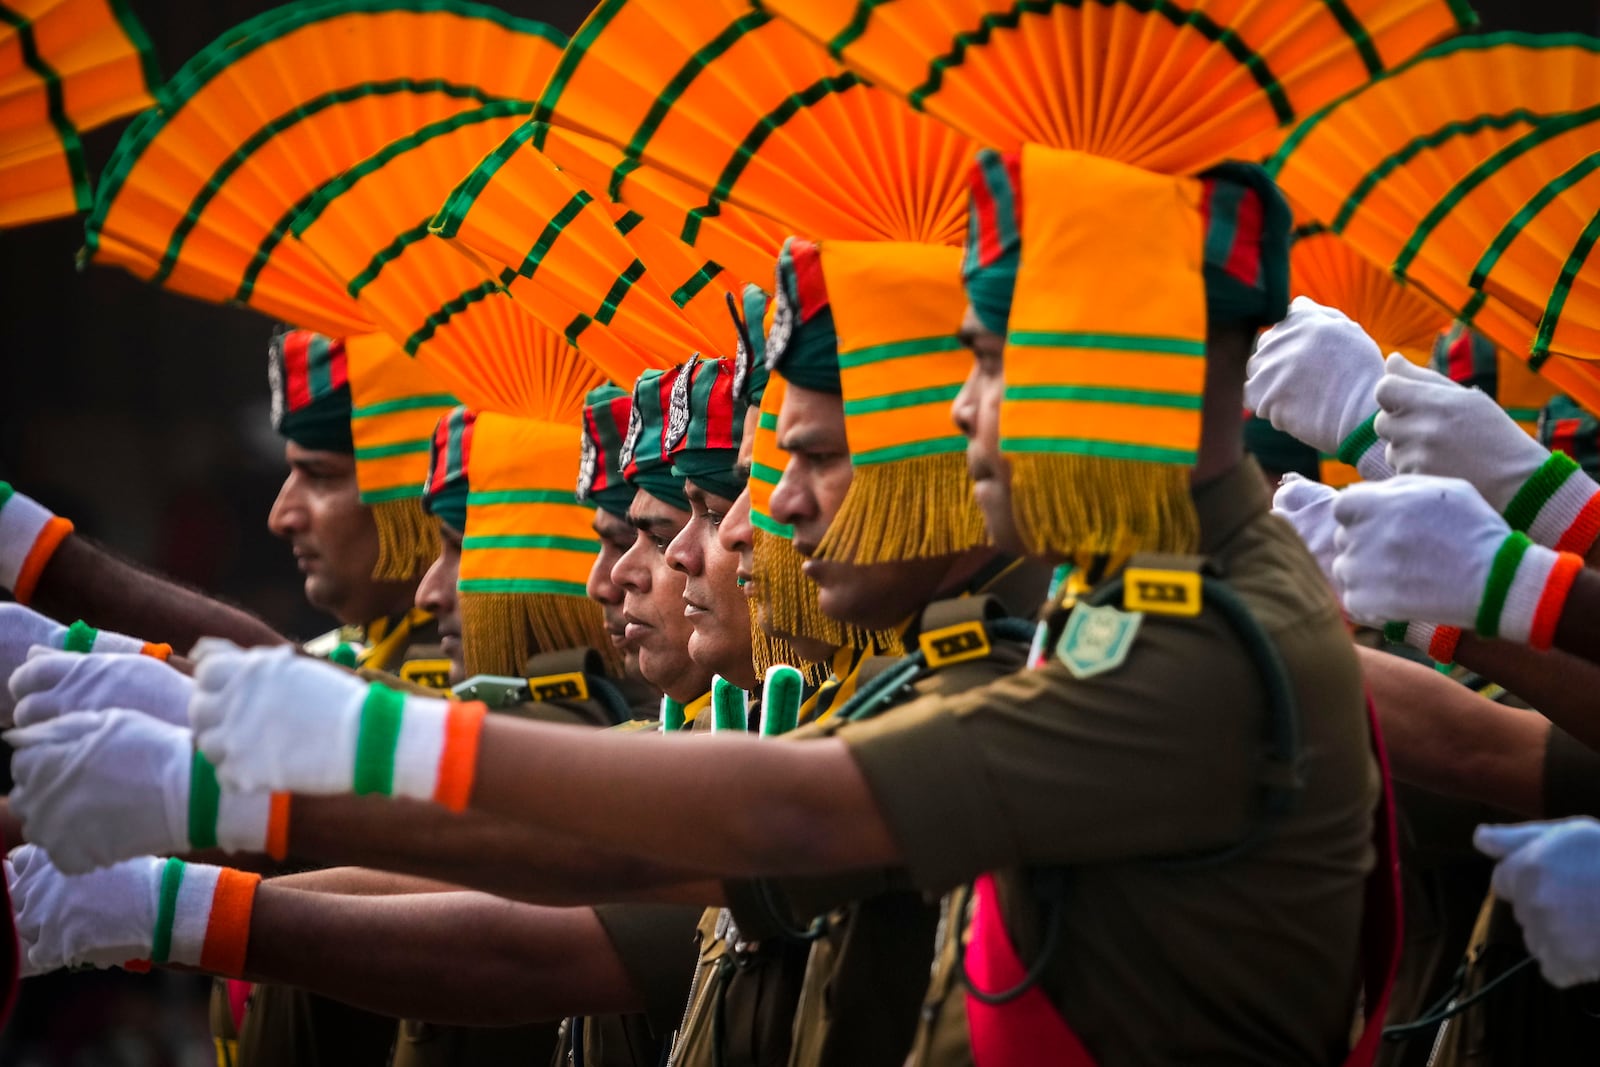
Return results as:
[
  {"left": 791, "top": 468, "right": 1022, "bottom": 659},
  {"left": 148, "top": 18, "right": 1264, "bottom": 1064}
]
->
[
  {"left": 628, "top": 514, "right": 682, "bottom": 534},
  {"left": 777, "top": 431, "right": 842, "bottom": 454}
]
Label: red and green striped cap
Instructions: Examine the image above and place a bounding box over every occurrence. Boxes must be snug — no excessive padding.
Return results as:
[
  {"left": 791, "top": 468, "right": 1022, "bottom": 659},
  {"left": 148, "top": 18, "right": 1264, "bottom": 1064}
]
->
[
  {"left": 765, "top": 237, "right": 839, "bottom": 395},
  {"left": 733, "top": 284, "right": 773, "bottom": 408},
  {"left": 577, "top": 384, "right": 635, "bottom": 519},
  {"left": 422, "top": 405, "right": 475, "bottom": 534},
  {"left": 1431, "top": 320, "right": 1497, "bottom": 395},
  {"left": 961, "top": 152, "right": 1291, "bottom": 334},
  {"left": 669, "top": 357, "right": 743, "bottom": 502},
  {"left": 962, "top": 150, "right": 1023, "bottom": 335},
  {"left": 1538, "top": 395, "right": 1600, "bottom": 479},
  {"left": 268, "top": 329, "right": 352, "bottom": 453},
  {"left": 620, "top": 366, "right": 689, "bottom": 511}
]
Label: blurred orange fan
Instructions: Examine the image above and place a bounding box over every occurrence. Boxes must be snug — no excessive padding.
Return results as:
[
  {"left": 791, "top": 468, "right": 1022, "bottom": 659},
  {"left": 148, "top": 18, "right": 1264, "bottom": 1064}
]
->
[
  {"left": 82, "top": 0, "right": 564, "bottom": 335},
  {"left": 289, "top": 103, "right": 600, "bottom": 421},
  {"left": 524, "top": 0, "right": 980, "bottom": 256},
  {"left": 1290, "top": 225, "right": 1449, "bottom": 365},
  {"left": 433, "top": 125, "right": 742, "bottom": 378},
  {"left": 766, "top": 0, "right": 1473, "bottom": 173},
  {"left": 1269, "top": 33, "right": 1600, "bottom": 404},
  {"left": 2, "top": 0, "right": 158, "bottom": 226}
]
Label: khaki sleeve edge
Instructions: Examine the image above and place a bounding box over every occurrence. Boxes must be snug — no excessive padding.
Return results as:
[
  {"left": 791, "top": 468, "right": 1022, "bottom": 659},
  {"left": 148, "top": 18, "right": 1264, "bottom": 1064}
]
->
[{"left": 592, "top": 903, "right": 700, "bottom": 1033}]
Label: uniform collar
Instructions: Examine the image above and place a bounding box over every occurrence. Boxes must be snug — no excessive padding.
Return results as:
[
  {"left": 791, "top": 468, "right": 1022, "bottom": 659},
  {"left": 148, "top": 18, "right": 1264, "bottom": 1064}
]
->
[{"left": 1194, "top": 458, "right": 1269, "bottom": 556}]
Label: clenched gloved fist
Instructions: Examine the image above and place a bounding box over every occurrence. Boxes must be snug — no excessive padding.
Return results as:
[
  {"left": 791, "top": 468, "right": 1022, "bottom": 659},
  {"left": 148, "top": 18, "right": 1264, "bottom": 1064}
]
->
[
  {"left": 1376, "top": 355, "right": 1600, "bottom": 555},
  {"left": 1246, "top": 296, "right": 1393, "bottom": 480},
  {"left": 0, "top": 604, "right": 162, "bottom": 723},
  {"left": 10, "top": 649, "right": 193, "bottom": 728},
  {"left": 1476, "top": 818, "right": 1600, "bottom": 988}
]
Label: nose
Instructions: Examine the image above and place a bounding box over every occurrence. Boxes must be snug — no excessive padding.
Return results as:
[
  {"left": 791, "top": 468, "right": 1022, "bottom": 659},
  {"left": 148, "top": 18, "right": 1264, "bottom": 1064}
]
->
[
  {"left": 611, "top": 535, "right": 651, "bottom": 594},
  {"left": 415, "top": 552, "right": 455, "bottom": 617},
  {"left": 587, "top": 546, "right": 623, "bottom": 606},
  {"left": 665, "top": 521, "right": 702, "bottom": 577},
  {"left": 719, "top": 488, "right": 753, "bottom": 554},
  {"left": 266, "top": 473, "right": 305, "bottom": 540},
  {"left": 769, "top": 464, "right": 812, "bottom": 529},
  {"left": 952, "top": 363, "right": 980, "bottom": 439}
]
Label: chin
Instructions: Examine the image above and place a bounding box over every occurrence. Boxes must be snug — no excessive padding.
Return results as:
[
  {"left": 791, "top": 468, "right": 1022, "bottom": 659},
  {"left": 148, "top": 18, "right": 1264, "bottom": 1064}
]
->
[{"left": 817, "top": 584, "right": 899, "bottom": 633}]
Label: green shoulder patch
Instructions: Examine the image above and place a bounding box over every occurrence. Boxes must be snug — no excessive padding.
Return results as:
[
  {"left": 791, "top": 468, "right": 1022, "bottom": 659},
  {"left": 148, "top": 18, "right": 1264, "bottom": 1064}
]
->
[{"left": 1056, "top": 603, "right": 1143, "bottom": 680}]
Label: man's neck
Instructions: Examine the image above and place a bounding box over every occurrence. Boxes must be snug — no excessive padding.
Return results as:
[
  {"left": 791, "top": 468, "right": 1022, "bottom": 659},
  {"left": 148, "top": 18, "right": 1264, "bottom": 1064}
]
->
[{"left": 1191, "top": 328, "right": 1249, "bottom": 486}]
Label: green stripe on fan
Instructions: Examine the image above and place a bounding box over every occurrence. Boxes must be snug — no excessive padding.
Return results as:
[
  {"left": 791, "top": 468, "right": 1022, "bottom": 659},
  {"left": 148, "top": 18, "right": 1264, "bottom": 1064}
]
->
[
  {"left": 355, "top": 439, "right": 433, "bottom": 460},
  {"left": 468, "top": 489, "right": 579, "bottom": 505},
  {"left": 351, "top": 394, "right": 458, "bottom": 419},
  {"left": 457, "top": 578, "right": 590, "bottom": 596},
  {"left": 1007, "top": 331, "right": 1205, "bottom": 355},
  {"left": 462, "top": 535, "right": 598, "bottom": 553},
  {"left": 1000, "top": 436, "right": 1197, "bottom": 464},
  {"left": 838, "top": 335, "right": 964, "bottom": 369},
  {"left": 844, "top": 384, "right": 963, "bottom": 415},
  {"left": 404, "top": 279, "right": 502, "bottom": 356},
  {"left": 1004, "top": 384, "right": 1204, "bottom": 410}
]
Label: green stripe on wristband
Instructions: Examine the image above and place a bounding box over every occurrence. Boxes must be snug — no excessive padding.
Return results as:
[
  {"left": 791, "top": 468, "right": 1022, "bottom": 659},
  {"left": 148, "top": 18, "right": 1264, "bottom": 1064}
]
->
[
  {"left": 1476, "top": 532, "right": 1533, "bottom": 638},
  {"left": 1503, "top": 452, "right": 1579, "bottom": 533},
  {"left": 0, "top": 483, "right": 13, "bottom": 508},
  {"left": 188, "top": 752, "right": 222, "bottom": 850},
  {"left": 149, "top": 857, "right": 187, "bottom": 965},
  {"left": 353, "top": 684, "right": 406, "bottom": 796},
  {"left": 1382, "top": 621, "right": 1409, "bottom": 644},
  {"left": 1335, "top": 413, "right": 1382, "bottom": 467},
  {"left": 62, "top": 620, "right": 99, "bottom": 653}
]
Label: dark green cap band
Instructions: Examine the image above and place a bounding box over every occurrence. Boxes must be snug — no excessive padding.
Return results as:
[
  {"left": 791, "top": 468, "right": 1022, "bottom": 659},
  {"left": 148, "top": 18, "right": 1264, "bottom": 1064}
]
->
[
  {"left": 1242, "top": 414, "right": 1319, "bottom": 481},
  {"left": 623, "top": 368, "right": 689, "bottom": 512}
]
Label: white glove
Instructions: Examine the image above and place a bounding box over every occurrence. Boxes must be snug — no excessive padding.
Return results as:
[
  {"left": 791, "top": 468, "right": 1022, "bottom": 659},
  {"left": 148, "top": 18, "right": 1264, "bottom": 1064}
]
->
[
  {"left": 1476, "top": 818, "right": 1600, "bottom": 988},
  {"left": 0, "top": 604, "right": 157, "bottom": 721},
  {"left": 0, "top": 484, "right": 71, "bottom": 602},
  {"left": 4, "top": 852, "right": 43, "bottom": 977},
  {"left": 1332, "top": 476, "right": 1581, "bottom": 648},
  {"left": 1271, "top": 475, "right": 1339, "bottom": 587},
  {"left": 1246, "top": 297, "right": 1393, "bottom": 480},
  {"left": 10, "top": 845, "right": 161, "bottom": 973},
  {"left": 9, "top": 844, "right": 259, "bottom": 976},
  {"left": 1376, "top": 355, "right": 1600, "bottom": 553},
  {"left": 191, "top": 643, "right": 483, "bottom": 808},
  {"left": 10, "top": 649, "right": 193, "bottom": 728},
  {"left": 6, "top": 710, "right": 280, "bottom": 873}
]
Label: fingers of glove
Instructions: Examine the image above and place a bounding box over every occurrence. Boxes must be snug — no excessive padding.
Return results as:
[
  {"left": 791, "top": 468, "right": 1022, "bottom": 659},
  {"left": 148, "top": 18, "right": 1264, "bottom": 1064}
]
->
[
  {"left": 1273, "top": 475, "right": 1337, "bottom": 514},
  {"left": 7, "top": 649, "right": 77, "bottom": 704},
  {"left": 188, "top": 637, "right": 246, "bottom": 665},
  {"left": 4, "top": 708, "right": 112, "bottom": 752},
  {"left": 1475, "top": 822, "right": 1558, "bottom": 861}
]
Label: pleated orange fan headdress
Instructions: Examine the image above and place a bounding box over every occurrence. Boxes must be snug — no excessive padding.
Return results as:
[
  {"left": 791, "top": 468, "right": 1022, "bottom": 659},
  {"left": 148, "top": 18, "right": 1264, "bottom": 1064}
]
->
[
  {"left": 432, "top": 129, "right": 741, "bottom": 381},
  {"left": 81, "top": 0, "right": 565, "bottom": 336},
  {"left": 766, "top": 0, "right": 1474, "bottom": 170},
  {"left": 1268, "top": 32, "right": 1600, "bottom": 413},
  {"left": 2, "top": 0, "right": 158, "bottom": 227},
  {"left": 344, "top": 333, "right": 458, "bottom": 581}
]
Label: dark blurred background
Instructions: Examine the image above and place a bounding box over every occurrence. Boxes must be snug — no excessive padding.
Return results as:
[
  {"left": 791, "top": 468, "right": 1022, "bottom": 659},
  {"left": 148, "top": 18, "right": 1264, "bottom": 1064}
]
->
[{"left": 0, "top": 0, "right": 1594, "bottom": 1063}]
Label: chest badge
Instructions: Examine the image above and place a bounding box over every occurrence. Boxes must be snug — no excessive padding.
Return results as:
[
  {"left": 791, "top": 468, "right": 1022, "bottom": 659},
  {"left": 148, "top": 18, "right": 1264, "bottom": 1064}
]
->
[{"left": 1056, "top": 603, "right": 1143, "bottom": 679}]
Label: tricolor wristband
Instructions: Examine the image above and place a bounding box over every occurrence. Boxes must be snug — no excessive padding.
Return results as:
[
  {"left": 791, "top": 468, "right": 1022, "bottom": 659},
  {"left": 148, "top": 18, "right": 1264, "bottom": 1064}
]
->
[
  {"left": 1385, "top": 622, "right": 1461, "bottom": 665},
  {"left": 0, "top": 483, "right": 73, "bottom": 604},
  {"left": 1336, "top": 413, "right": 1395, "bottom": 483},
  {"left": 1502, "top": 452, "right": 1600, "bottom": 558},
  {"left": 1475, "top": 533, "right": 1584, "bottom": 649},
  {"left": 130, "top": 858, "right": 259, "bottom": 977},
  {"left": 188, "top": 752, "right": 292, "bottom": 860},
  {"left": 353, "top": 683, "right": 487, "bottom": 811},
  {"left": 61, "top": 619, "right": 173, "bottom": 661}
]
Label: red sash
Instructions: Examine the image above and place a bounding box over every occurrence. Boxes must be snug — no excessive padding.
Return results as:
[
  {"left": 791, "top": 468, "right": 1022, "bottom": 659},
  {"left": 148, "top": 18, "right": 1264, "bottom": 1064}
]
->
[
  {"left": 227, "top": 979, "right": 253, "bottom": 1032},
  {"left": 965, "top": 696, "right": 1402, "bottom": 1067}
]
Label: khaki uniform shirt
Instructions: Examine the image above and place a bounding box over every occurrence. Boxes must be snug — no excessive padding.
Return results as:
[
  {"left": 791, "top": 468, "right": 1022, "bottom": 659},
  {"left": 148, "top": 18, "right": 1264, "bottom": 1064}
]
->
[{"left": 831, "top": 460, "right": 1378, "bottom": 1066}]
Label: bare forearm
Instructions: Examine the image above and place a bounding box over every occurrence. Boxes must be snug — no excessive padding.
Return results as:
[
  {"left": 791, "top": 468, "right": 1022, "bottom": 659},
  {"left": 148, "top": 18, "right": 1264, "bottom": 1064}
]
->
[
  {"left": 288, "top": 795, "right": 725, "bottom": 906},
  {"left": 265, "top": 867, "right": 460, "bottom": 896},
  {"left": 1359, "top": 646, "right": 1546, "bottom": 816},
  {"left": 33, "top": 536, "right": 288, "bottom": 650},
  {"left": 242, "top": 889, "right": 639, "bottom": 1025},
  {"left": 469, "top": 719, "right": 897, "bottom": 878},
  {"left": 1554, "top": 570, "right": 1600, "bottom": 669},
  {"left": 1454, "top": 634, "right": 1600, "bottom": 753}
]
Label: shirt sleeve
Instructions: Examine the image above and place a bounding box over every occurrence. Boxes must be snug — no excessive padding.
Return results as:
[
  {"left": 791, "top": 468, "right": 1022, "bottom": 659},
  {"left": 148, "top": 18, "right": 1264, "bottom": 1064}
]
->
[
  {"left": 1543, "top": 725, "right": 1600, "bottom": 818},
  {"left": 836, "top": 609, "right": 1316, "bottom": 894},
  {"left": 592, "top": 903, "right": 701, "bottom": 1033}
]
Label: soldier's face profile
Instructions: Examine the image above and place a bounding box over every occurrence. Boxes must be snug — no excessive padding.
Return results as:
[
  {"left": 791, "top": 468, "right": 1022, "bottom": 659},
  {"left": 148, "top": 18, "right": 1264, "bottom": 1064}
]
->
[
  {"left": 955, "top": 305, "right": 1023, "bottom": 554},
  {"left": 669, "top": 481, "right": 756, "bottom": 690},
  {"left": 614, "top": 490, "right": 713, "bottom": 699}
]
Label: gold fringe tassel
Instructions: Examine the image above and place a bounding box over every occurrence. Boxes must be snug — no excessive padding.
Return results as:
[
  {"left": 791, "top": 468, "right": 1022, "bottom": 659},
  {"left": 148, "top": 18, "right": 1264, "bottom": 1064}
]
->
[
  {"left": 460, "top": 593, "right": 619, "bottom": 679},
  {"left": 370, "top": 498, "right": 442, "bottom": 582},
  {"left": 1008, "top": 455, "right": 1199, "bottom": 560},
  {"left": 748, "top": 601, "right": 830, "bottom": 688},
  {"left": 752, "top": 528, "right": 904, "bottom": 675},
  {"left": 815, "top": 454, "right": 990, "bottom": 564}
]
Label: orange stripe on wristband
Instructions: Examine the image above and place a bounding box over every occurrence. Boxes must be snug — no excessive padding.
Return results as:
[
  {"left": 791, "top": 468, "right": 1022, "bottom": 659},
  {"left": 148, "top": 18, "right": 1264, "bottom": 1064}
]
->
[
  {"left": 1556, "top": 493, "right": 1600, "bottom": 557},
  {"left": 1428, "top": 626, "right": 1462, "bottom": 664},
  {"left": 140, "top": 642, "right": 173, "bottom": 661},
  {"left": 1530, "top": 553, "right": 1584, "bottom": 651},
  {"left": 264, "top": 793, "right": 292, "bottom": 861},
  {"left": 432, "top": 701, "right": 488, "bottom": 812},
  {"left": 198, "top": 869, "right": 262, "bottom": 977},
  {"left": 12, "top": 516, "right": 73, "bottom": 605}
]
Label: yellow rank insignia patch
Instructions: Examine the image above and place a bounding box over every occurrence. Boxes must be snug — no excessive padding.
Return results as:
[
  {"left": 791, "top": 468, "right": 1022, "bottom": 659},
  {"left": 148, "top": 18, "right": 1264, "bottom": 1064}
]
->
[{"left": 1056, "top": 603, "right": 1143, "bottom": 680}]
